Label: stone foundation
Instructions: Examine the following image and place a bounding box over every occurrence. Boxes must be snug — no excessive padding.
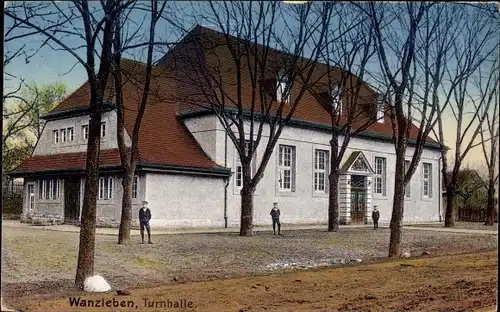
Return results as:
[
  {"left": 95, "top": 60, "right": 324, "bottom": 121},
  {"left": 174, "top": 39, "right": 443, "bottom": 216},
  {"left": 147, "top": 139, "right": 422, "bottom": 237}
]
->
[
  {"left": 21, "top": 211, "right": 64, "bottom": 226},
  {"left": 95, "top": 218, "right": 142, "bottom": 228}
]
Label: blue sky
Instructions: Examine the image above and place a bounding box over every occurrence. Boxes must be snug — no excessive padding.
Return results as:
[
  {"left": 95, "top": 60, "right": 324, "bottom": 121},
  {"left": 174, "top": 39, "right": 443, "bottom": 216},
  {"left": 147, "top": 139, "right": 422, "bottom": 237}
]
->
[{"left": 4, "top": 1, "right": 497, "bottom": 172}]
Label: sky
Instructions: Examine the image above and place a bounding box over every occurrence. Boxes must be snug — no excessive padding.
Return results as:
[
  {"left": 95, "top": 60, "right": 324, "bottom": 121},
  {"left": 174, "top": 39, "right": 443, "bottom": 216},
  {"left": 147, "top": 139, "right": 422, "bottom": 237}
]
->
[{"left": 3, "top": 1, "right": 498, "bottom": 174}]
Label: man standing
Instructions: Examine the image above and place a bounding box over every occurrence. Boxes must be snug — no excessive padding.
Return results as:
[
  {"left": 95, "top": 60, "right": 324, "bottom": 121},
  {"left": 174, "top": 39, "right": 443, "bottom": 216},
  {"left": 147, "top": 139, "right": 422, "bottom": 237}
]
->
[
  {"left": 372, "top": 206, "right": 380, "bottom": 230},
  {"left": 139, "top": 201, "right": 153, "bottom": 244},
  {"left": 270, "top": 202, "right": 282, "bottom": 235}
]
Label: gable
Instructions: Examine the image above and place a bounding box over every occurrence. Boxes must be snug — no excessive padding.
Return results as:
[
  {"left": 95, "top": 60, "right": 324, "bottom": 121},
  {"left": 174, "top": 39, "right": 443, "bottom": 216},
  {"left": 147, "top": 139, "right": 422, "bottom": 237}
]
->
[{"left": 341, "top": 151, "right": 374, "bottom": 174}]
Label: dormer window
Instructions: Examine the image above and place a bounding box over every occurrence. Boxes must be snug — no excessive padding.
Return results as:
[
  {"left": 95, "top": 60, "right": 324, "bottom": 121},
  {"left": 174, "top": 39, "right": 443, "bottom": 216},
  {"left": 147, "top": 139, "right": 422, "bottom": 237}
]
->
[
  {"left": 376, "top": 94, "right": 384, "bottom": 123},
  {"left": 276, "top": 71, "right": 291, "bottom": 103},
  {"left": 330, "top": 85, "right": 342, "bottom": 115}
]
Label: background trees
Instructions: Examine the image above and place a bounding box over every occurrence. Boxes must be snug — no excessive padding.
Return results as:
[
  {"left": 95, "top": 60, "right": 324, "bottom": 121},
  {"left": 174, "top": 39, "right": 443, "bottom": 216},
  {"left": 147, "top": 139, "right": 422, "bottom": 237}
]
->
[
  {"left": 365, "top": 2, "right": 498, "bottom": 256},
  {"left": 2, "top": 83, "right": 67, "bottom": 177}
]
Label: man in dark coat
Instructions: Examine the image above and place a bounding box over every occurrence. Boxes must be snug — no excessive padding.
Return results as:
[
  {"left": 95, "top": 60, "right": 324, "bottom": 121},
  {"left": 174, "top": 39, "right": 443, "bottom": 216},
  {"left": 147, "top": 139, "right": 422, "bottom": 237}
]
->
[
  {"left": 372, "top": 206, "right": 380, "bottom": 230},
  {"left": 270, "top": 202, "right": 282, "bottom": 235},
  {"left": 139, "top": 201, "right": 153, "bottom": 244}
]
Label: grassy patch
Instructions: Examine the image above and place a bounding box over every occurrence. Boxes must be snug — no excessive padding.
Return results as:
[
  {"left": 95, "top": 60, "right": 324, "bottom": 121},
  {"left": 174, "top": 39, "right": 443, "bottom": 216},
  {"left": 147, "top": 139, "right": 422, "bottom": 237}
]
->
[
  {"left": 131, "top": 256, "right": 166, "bottom": 271},
  {"left": 246, "top": 250, "right": 271, "bottom": 257}
]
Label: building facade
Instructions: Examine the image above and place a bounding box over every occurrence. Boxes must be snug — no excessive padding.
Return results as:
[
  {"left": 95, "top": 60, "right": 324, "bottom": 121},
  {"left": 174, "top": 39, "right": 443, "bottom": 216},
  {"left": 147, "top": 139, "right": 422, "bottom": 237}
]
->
[{"left": 10, "top": 26, "right": 441, "bottom": 228}]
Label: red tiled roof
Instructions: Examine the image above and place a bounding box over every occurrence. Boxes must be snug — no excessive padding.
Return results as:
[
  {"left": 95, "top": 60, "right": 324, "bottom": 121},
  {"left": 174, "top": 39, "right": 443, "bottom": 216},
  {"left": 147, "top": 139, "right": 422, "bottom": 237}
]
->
[
  {"left": 13, "top": 149, "right": 121, "bottom": 173},
  {"left": 11, "top": 58, "right": 222, "bottom": 174},
  {"left": 168, "top": 25, "right": 436, "bottom": 144}
]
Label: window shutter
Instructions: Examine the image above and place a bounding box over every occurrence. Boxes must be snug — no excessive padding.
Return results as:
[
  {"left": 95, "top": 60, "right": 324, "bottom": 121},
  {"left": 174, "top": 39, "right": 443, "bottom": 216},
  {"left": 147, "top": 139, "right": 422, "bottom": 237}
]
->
[
  {"left": 383, "top": 158, "right": 387, "bottom": 196},
  {"left": 429, "top": 164, "right": 433, "bottom": 198},
  {"left": 291, "top": 147, "right": 296, "bottom": 192},
  {"left": 325, "top": 151, "right": 330, "bottom": 193}
]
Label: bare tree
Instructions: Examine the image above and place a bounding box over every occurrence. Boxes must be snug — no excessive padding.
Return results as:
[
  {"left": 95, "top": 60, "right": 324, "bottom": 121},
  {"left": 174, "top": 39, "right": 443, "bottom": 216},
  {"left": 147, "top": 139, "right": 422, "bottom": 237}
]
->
[
  {"left": 111, "top": 0, "right": 168, "bottom": 244},
  {"left": 432, "top": 7, "right": 499, "bottom": 228},
  {"left": 305, "top": 3, "right": 378, "bottom": 231},
  {"left": 478, "top": 58, "right": 500, "bottom": 226},
  {"left": 5, "top": 0, "right": 134, "bottom": 288},
  {"left": 365, "top": 3, "right": 462, "bottom": 257},
  {"left": 164, "top": 1, "right": 331, "bottom": 235},
  {"left": 365, "top": 3, "right": 498, "bottom": 256}
]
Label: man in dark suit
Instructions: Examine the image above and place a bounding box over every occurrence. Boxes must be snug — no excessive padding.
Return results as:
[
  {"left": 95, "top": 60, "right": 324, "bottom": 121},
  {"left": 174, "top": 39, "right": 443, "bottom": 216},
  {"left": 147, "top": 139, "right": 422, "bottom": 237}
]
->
[
  {"left": 372, "top": 206, "right": 380, "bottom": 230},
  {"left": 139, "top": 201, "right": 153, "bottom": 244},
  {"left": 270, "top": 202, "right": 282, "bottom": 235}
]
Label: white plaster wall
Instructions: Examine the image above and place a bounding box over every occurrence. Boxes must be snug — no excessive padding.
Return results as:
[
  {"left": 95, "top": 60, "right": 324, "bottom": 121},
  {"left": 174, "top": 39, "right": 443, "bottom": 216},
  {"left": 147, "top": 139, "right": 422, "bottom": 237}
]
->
[
  {"left": 144, "top": 172, "right": 226, "bottom": 227},
  {"left": 183, "top": 115, "right": 226, "bottom": 165},
  {"left": 216, "top": 118, "right": 441, "bottom": 226},
  {"left": 33, "top": 110, "right": 132, "bottom": 156}
]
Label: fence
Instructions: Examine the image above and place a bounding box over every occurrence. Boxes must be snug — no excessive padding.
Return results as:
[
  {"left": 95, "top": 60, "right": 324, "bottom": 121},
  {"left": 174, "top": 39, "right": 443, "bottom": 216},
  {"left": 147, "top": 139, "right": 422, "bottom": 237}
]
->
[
  {"left": 457, "top": 207, "right": 497, "bottom": 223},
  {"left": 2, "top": 181, "right": 24, "bottom": 217},
  {"left": 2, "top": 182, "right": 24, "bottom": 198}
]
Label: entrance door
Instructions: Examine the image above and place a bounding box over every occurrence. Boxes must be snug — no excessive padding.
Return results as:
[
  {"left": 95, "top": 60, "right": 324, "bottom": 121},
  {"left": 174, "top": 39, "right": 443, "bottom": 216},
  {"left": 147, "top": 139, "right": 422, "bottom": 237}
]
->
[
  {"left": 64, "top": 177, "right": 80, "bottom": 224},
  {"left": 350, "top": 175, "right": 366, "bottom": 224}
]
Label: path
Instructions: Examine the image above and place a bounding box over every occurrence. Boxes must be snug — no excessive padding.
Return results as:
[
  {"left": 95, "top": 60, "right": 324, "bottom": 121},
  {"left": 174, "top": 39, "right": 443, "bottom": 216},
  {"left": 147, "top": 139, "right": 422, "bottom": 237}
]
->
[{"left": 3, "top": 220, "right": 496, "bottom": 235}]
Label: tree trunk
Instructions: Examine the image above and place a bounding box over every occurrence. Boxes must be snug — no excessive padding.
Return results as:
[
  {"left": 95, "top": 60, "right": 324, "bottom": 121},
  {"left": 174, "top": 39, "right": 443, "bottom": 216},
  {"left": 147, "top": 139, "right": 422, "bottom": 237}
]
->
[
  {"left": 75, "top": 107, "right": 102, "bottom": 289},
  {"left": 388, "top": 150, "right": 406, "bottom": 258},
  {"left": 118, "top": 170, "right": 133, "bottom": 244},
  {"left": 240, "top": 185, "right": 255, "bottom": 236},
  {"left": 444, "top": 186, "right": 456, "bottom": 227},
  {"left": 328, "top": 133, "right": 340, "bottom": 232},
  {"left": 328, "top": 170, "right": 340, "bottom": 232},
  {"left": 484, "top": 179, "right": 496, "bottom": 226}
]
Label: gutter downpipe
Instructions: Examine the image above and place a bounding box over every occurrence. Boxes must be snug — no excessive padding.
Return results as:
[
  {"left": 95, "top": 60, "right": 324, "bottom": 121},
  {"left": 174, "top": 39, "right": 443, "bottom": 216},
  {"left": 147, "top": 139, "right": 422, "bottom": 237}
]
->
[{"left": 438, "top": 155, "right": 443, "bottom": 222}]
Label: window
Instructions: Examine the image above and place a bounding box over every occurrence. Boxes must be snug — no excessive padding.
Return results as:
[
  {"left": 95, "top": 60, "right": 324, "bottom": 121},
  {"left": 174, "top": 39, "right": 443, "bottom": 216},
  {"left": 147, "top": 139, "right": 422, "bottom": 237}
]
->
[
  {"left": 67, "top": 127, "right": 74, "bottom": 142},
  {"left": 423, "top": 163, "right": 433, "bottom": 198},
  {"left": 278, "top": 145, "right": 296, "bottom": 192},
  {"left": 330, "top": 85, "right": 342, "bottom": 115},
  {"left": 132, "top": 176, "right": 138, "bottom": 199},
  {"left": 38, "top": 179, "right": 60, "bottom": 200},
  {"left": 98, "top": 176, "right": 114, "bottom": 200},
  {"left": 28, "top": 184, "right": 35, "bottom": 210},
  {"left": 235, "top": 141, "right": 255, "bottom": 188},
  {"left": 314, "top": 149, "right": 329, "bottom": 192},
  {"left": 276, "top": 71, "right": 291, "bottom": 103},
  {"left": 376, "top": 94, "right": 384, "bottom": 123},
  {"left": 107, "top": 177, "right": 113, "bottom": 199},
  {"left": 98, "top": 178, "right": 105, "bottom": 199},
  {"left": 101, "top": 122, "right": 106, "bottom": 137},
  {"left": 82, "top": 125, "right": 89, "bottom": 140},
  {"left": 374, "top": 157, "right": 387, "bottom": 196},
  {"left": 53, "top": 130, "right": 59, "bottom": 144},
  {"left": 404, "top": 160, "right": 411, "bottom": 198},
  {"left": 52, "top": 179, "right": 59, "bottom": 199},
  {"left": 60, "top": 128, "right": 67, "bottom": 143}
]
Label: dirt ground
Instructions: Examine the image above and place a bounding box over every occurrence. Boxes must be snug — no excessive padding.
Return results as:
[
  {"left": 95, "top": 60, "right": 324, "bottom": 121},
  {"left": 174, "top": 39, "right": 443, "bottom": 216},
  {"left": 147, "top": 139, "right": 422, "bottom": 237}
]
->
[
  {"left": 1, "top": 225, "right": 498, "bottom": 311},
  {"left": 10, "top": 251, "right": 499, "bottom": 312},
  {"left": 408, "top": 221, "right": 498, "bottom": 231}
]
